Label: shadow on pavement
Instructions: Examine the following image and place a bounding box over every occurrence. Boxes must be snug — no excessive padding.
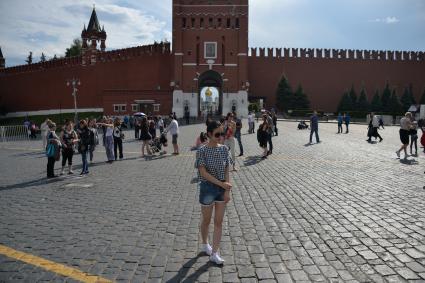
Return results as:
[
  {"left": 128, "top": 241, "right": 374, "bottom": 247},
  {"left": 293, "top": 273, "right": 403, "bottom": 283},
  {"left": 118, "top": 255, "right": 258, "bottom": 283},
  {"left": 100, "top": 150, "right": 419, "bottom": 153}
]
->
[
  {"left": 0, "top": 177, "right": 63, "bottom": 192},
  {"left": 243, "top": 155, "right": 265, "bottom": 166},
  {"left": 166, "top": 253, "right": 217, "bottom": 283},
  {"left": 400, "top": 158, "right": 419, "bottom": 165}
]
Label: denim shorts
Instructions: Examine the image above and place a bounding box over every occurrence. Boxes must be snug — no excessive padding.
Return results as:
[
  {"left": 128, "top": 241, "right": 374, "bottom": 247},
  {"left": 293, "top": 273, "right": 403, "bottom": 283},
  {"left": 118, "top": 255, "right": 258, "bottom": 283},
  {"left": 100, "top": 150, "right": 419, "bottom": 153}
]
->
[{"left": 199, "top": 181, "right": 225, "bottom": 206}]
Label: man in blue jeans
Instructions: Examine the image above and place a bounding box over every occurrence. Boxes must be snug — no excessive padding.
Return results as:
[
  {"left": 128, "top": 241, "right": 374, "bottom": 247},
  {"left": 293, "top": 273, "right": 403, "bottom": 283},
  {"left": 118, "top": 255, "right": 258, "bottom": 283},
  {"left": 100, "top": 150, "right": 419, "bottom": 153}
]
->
[{"left": 310, "top": 111, "right": 320, "bottom": 144}]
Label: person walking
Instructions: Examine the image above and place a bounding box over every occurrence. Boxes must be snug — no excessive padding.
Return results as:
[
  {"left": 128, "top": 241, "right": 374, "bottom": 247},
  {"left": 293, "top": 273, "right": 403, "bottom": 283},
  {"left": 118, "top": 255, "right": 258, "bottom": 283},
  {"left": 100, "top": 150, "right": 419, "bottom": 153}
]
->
[
  {"left": 247, "top": 111, "right": 255, "bottom": 134},
  {"left": 134, "top": 118, "right": 140, "bottom": 139},
  {"left": 77, "top": 120, "right": 91, "bottom": 175},
  {"left": 410, "top": 121, "right": 419, "bottom": 156},
  {"left": 88, "top": 119, "right": 99, "bottom": 163},
  {"left": 266, "top": 111, "right": 274, "bottom": 155},
  {"left": 272, "top": 112, "right": 278, "bottom": 136},
  {"left": 113, "top": 118, "right": 124, "bottom": 160},
  {"left": 367, "top": 113, "right": 383, "bottom": 143},
  {"left": 158, "top": 116, "right": 165, "bottom": 134},
  {"left": 60, "top": 121, "right": 78, "bottom": 175},
  {"left": 98, "top": 119, "right": 115, "bottom": 163},
  {"left": 309, "top": 110, "right": 320, "bottom": 144},
  {"left": 337, "top": 113, "right": 343, "bottom": 134},
  {"left": 344, "top": 113, "right": 351, "bottom": 133},
  {"left": 396, "top": 112, "right": 413, "bottom": 159},
  {"left": 40, "top": 118, "right": 51, "bottom": 149},
  {"left": 195, "top": 120, "right": 232, "bottom": 265},
  {"left": 257, "top": 115, "right": 269, "bottom": 159},
  {"left": 224, "top": 113, "right": 237, "bottom": 171},
  {"left": 140, "top": 117, "right": 152, "bottom": 157},
  {"left": 46, "top": 122, "right": 61, "bottom": 178},
  {"left": 234, "top": 113, "right": 244, "bottom": 157},
  {"left": 165, "top": 114, "right": 179, "bottom": 155}
]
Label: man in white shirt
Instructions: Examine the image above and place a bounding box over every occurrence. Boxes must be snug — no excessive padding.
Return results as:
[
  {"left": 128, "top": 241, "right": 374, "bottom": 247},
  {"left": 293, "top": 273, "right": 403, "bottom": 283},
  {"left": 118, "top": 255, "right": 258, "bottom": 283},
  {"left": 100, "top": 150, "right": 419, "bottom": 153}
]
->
[
  {"left": 165, "top": 114, "right": 179, "bottom": 155},
  {"left": 247, "top": 112, "right": 255, "bottom": 134}
]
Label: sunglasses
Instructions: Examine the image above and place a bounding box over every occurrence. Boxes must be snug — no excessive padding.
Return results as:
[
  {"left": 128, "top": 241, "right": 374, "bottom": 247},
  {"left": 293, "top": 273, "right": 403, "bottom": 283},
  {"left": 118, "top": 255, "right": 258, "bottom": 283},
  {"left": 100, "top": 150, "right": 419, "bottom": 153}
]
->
[{"left": 214, "top": 132, "right": 225, "bottom": 138}]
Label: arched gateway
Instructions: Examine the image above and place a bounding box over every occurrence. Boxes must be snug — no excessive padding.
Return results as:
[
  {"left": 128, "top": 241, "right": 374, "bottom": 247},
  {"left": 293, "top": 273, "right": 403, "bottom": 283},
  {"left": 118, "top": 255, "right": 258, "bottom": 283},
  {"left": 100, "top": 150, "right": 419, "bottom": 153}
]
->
[{"left": 171, "top": 0, "right": 249, "bottom": 119}]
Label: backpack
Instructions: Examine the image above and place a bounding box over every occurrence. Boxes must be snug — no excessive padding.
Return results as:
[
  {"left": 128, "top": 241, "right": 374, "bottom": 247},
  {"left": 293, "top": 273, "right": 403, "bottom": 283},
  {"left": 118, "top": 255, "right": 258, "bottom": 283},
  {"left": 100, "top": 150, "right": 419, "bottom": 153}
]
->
[{"left": 46, "top": 143, "right": 55, "bottom": 158}]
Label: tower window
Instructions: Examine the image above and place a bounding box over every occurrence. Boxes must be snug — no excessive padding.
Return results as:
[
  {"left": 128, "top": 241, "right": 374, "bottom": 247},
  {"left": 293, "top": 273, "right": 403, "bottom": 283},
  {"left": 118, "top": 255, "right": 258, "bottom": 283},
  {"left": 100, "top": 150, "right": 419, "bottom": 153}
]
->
[
  {"left": 182, "top": 18, "right": 187, "bottom": 28},
  {"left": 191, "top": 18, "right": 195, "bottom": 28},
  {"left": 209, "top": 18, "right": 213, "bottom": 28},
  {"left": 236, "top": 18, "right": 240, "bottom": 29},
  {"left": 218, "top": 18, "right": 222, "bottom": 28},
  {"left": 200, "top": 18, "right": 204, "bottom": 28},
  {"left": 226, "top": 18, "right": 231, "bottom": 28},
  {"left": 204, "top": 42, "right": 217, "bottom": 59}
]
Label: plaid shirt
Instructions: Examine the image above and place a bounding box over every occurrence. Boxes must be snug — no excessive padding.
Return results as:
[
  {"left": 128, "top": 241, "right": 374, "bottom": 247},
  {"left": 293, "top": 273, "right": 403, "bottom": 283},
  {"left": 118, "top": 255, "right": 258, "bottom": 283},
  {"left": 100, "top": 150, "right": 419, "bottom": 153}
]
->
[{"left": 195, "top": 145, "right": 231, "bottom": 182}]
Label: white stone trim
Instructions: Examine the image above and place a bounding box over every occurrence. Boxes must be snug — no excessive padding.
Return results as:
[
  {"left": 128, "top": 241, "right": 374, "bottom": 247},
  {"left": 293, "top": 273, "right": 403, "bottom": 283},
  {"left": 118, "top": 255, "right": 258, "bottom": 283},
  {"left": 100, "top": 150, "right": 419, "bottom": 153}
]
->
[
  {"left": 224, "top": 64, "right": 238, "bottom": 67},
  {"left": 183, "top": 63, "right": 197, "bottom": 66},
  {"left": 237, "top": 53, "right": 247, "bottom": 56},
  {"left": 1, "top": 108, "right": 104, "bottom": 118},
  {"left": 174, "top": 53, "right": 184, "bottom": 56}
]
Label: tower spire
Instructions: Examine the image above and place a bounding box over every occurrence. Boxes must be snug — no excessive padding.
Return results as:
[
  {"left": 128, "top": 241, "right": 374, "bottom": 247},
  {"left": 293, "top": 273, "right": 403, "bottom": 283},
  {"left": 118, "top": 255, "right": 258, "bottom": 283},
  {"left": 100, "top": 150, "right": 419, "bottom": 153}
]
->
[{"left": 0, "top": 46, "right": 5, "bottom": 69}]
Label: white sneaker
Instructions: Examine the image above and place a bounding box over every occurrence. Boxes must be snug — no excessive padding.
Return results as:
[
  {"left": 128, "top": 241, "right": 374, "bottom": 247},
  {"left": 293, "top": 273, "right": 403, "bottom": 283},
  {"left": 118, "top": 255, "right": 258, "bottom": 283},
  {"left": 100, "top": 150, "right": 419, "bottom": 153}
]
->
[
  {"left": 60, "top": 169, "right": 65, "bottom": 175},
  {"left": 201, "top": 243, "right": 212, "bottom": 256},
  {"left": 210, "top": 252, "right": 224, "bottom": 265}
]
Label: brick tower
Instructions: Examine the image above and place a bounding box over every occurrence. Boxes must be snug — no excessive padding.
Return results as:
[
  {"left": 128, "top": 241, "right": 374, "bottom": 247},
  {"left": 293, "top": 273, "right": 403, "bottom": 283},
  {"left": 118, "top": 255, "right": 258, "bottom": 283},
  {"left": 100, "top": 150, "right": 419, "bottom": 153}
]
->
[
  {"left": 171, "top": 0, "right": 249, "bottom": 118},
  {"left": 0, "top": 47, "right": 5, "bottom": 69},
  {"left": 81, "top": 6, "right": 107, "bottom": 65}
]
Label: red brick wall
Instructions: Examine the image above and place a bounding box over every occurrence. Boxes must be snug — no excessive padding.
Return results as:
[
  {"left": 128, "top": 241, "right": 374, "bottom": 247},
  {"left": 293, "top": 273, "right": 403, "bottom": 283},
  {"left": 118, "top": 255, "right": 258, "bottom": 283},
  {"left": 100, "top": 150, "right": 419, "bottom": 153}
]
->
[
  {"left": 248, "top": 55, "right": 425, "bottom": 112},
  {"left": 0, "top": 52, "right": 174, "bottom": 115}
]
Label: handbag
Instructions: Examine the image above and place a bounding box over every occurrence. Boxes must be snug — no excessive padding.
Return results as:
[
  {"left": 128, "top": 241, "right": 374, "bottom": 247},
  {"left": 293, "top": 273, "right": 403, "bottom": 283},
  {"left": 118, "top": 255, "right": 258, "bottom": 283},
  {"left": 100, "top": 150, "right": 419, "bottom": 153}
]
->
[{"left": 46, "top": 143, "right": 55, "bottom": 158}]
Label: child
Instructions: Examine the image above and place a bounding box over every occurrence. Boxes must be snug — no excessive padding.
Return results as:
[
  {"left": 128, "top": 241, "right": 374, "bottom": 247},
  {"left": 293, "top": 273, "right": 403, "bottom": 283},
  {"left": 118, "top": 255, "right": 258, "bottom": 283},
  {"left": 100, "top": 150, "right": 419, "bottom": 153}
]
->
[{"left": 410, "top": 121, "right": 418, "bottom": 155}]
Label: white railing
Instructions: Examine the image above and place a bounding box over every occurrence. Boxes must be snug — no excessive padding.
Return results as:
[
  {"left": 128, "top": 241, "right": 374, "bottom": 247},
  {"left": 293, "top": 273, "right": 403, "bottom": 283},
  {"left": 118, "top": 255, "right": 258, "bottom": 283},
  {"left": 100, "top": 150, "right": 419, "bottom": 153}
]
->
[{"left": 0, "top": 125, "right": 32, "bottom": 142}]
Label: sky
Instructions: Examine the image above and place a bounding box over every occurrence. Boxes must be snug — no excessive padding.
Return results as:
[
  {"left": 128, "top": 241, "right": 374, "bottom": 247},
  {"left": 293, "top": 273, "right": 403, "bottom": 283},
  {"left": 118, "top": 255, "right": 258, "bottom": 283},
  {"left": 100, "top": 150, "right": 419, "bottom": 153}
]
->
[{"left": 0, "top": 0, "right": 424, "bottom": 67}]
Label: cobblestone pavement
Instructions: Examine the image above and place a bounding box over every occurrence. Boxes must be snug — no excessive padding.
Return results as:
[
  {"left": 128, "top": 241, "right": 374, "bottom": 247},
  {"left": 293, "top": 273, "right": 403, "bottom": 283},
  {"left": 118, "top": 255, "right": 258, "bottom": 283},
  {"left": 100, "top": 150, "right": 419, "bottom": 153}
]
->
[{"left": 0, "top": 121, "right": 424, "bottom": 283}]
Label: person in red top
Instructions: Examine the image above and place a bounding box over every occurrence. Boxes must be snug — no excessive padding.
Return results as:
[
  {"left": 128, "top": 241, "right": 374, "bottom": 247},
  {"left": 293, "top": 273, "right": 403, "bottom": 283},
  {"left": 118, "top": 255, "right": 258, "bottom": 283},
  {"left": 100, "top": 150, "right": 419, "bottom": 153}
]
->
[{"left": 223, "top": 113, "right": 237, "bottom": 171}]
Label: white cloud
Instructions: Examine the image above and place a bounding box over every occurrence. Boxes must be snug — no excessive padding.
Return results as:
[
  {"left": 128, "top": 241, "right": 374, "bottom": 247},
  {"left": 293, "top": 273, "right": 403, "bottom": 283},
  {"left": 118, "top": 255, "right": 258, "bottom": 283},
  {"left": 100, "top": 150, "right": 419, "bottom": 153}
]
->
[
  {"left": 370, "top": 16, "right": 400, "bottom": 24},
  {"left": 0, "top": 0, "right": 170, "bottom": 66}
]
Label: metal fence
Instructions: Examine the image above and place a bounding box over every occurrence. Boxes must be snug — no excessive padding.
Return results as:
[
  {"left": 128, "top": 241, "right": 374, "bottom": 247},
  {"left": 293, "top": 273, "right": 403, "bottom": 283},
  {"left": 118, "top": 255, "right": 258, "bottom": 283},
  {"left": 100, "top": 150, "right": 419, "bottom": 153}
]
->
[{"left": 0, "top": 125, "right": 32, "bottom": 142}]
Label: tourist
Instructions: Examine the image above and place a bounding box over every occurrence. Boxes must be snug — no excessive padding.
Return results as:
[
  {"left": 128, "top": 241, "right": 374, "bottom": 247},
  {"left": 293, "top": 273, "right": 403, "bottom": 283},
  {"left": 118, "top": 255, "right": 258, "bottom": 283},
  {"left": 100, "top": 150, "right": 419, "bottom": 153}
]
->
[
  {"left": 410, "top": 121, "right": 418, "bottom": 156},
  {"left": 396, "top": 112, "right": 413, "bottom": 159},
  {"left": 337, "top": 113, "right": 343, "bottom": 134},
  {"left": 98, "top": 118, "right": 115, "bottom": 163},
  {"left": 149, "top": 118, "right": 157, "bottom": 140},
  {"left": 40, "top": 118, "right": 51, "bottom": 149},
  {"left": 257, "top": 115, "right": 269, "bottom": 159},
  {"left": 367, "top": 113, "right": 383, "bottom": 143},
  {"left": 266, "top": 111, "right": 274, "bottom": 155},
  {"left": 192, "top": 132, "right": 208, "bottom": 150},
  {"left": 77, "top": 120, "right": 91, "bottom": 175},
  {"left": 234, "top": 113, "right": 244, "bottom": 157},
  {"left": 195, "top": 120, "right": 232, "bottom": 265},
  {"left": 157, "top": 116, "right": 165, "bottom": 134},
  {"left": 60, "top": 121, "right": 78, "bottom": 175},
  {"left": 88, "top": 119, "right": 99, "bottom": 163},
  {"left": 379, "top": 116, "right": 385, "bottom": 129},
  {"left": 140, "top": 117, "right": 152, "bottom": 157},
  {"left": 309, "top": 110, "right": 320, "bottom": 144},
  {"left": 272, "top": 112, "right": 278, "bottom": 136},
  {"left": 113, "top": 118, "right": 124, "bottom": 160},
  {"left": 46, "top": 122, "right": 61, "bottom": 178},
  {"left": 421, "top": 122, "right": 425, "bottom": 153},
  {"left": 165, "top": 114, "right": 179, "bottom": 155},
  {"left": 134, "top": 118, "right": 140, "bottom": 139},
  {"left": 247, "top": 111, "right": 255, "bottom": 134},
  {"left": 224, "top": 113, "right": 237, "bottom": 171},
  {"left": 123, "top": 115, "right": 129, "bottom": 128},
  {"left": 344, "top": 113, "right": 351, "bottom": 133}
]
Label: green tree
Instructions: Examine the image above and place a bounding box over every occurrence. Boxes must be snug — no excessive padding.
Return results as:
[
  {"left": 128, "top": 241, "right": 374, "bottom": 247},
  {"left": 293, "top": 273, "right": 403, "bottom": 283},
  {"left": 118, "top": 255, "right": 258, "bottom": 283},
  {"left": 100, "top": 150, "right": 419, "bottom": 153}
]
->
[
  {"left": 276, "top": 75, "right": 293, "bottom": 112},
  {"left": 40, "top": 53, "right": 46, "bottom": 62},
  {"left": 357, "top": 87, "right": 370, "bottom": 112},
  {"left": 400, "top": 85, "right": 416, "bottom": 111},
  {"left": 65, "top": 38, "right": 82, "bottom": 58},
  {"left": 338, "top": 91, "right": 353, "bottom": 112},
  {"left": 348, "top": 84, "right": 358, "bottom": 110},
  {"left": 370, "top": 90, "right": 382, "bottom": 112},
  {"left": 381, "top": 82, "right": 391, "bottom": 112},
  {"left": 293, "top": 84, "right": 310, "bottom": 109},
  {"left": 420, "top": 88, "right": 425, "bottom": 104},
  {"left": 25, "top": 51, "right": 33, "bottom": 64},
  {"left": 389, "top": 89, "right": 402, "bottom": 114}
]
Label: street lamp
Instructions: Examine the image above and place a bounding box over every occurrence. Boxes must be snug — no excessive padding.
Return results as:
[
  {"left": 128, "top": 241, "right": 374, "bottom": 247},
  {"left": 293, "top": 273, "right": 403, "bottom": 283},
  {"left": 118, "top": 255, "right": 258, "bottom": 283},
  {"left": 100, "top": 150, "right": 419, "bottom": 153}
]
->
[{"left": 66, "top": 78, "right": 81, "bottom": 125}]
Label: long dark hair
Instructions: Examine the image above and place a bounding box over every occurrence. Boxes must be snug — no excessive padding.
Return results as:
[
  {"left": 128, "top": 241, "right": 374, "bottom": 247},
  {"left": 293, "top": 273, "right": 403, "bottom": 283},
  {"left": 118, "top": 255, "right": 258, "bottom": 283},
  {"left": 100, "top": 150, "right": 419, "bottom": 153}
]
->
[{"left": 206, "top": 120, "right": 221, "bottom": 137}]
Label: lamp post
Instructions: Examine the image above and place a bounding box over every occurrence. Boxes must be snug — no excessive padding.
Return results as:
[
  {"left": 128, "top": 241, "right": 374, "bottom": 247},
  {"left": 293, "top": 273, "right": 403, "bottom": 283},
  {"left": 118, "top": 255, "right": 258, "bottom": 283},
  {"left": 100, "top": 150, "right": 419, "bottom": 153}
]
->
[{"left": 66, "top": 78, "right": 81, "bottom": 125}]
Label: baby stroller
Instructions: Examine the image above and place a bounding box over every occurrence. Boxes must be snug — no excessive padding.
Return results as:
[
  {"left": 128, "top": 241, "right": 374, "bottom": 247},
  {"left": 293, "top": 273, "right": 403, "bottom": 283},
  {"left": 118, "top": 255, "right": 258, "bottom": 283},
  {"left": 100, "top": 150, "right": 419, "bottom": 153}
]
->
[
  {"left": 150, "top": 133, "right": 168, "bottom": 155},
  {"left": 298, "top": 121, "right": 309, "bottom": 130}
]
